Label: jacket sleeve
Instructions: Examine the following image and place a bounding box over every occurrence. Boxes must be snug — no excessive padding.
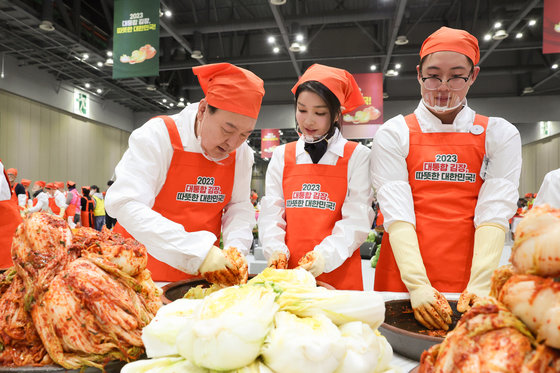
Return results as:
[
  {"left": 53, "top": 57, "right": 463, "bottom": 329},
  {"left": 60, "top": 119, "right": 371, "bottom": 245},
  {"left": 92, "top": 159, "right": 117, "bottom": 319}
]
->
[
  {"left": 105, "top": 117, "right": 215, "bottom": 275},
  {"left": 534, "top": 169, "right": 560, "bottom": 209},
  {"left": 315, "top": 144, "right": 374, "bottom": 273},
  {"left": 221, "top": 145, "right": 257, "bottom": 256}
]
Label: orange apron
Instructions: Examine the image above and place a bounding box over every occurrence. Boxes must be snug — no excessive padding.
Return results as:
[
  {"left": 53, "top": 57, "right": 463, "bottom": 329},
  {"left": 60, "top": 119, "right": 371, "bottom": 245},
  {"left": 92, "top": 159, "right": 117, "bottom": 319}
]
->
[
  {"left": 81, "top": 198, "right": 94, "bottom": 228},
  {"left": 375, "top": 113, "right": 488, "bottom": 292},
  {"left": 114, "top": 116, "right": 235, "bottom": 281},
  {"left": 283, "top": 141, "right": 362, "bottom": 290},
  {"left": 64, "top": 189, "right": 79, "bottom": 219},
  {"left": 49, "top": 196, "right": 60, "bottom": 215},
  {"left": 0, "top": 164, "right": 22, "bottom": 269}
]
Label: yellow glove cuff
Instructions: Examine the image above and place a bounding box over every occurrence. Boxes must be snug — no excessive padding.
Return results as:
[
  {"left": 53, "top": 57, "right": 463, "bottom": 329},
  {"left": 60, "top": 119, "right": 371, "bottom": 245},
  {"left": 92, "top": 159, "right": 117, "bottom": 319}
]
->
[
  {"left": 199, "top": 246, "right": 227, "bottom": 273},
  {"left": 387, "top": 221, "right": 430, "bottom": 291}
]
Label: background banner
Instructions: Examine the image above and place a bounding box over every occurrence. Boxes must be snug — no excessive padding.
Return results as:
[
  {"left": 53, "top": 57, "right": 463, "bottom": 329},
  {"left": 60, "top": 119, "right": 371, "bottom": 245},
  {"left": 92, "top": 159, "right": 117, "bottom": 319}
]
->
[
  {"left": 261, "top": 129, "right": 280, "bottom": 159},
  {"left": 543, "top": 0, "right": 560, "bottom": 54},
  {"left": 342, "top": 72, "right": 383, "bottom": 125},
  {"left": 113, "top": 0, "right": 159, "bottom": 79}
]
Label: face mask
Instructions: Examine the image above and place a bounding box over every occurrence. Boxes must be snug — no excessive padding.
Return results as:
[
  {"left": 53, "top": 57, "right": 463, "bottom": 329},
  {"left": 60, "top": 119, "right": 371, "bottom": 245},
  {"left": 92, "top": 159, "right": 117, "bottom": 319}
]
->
[
  {"left": 296, "top": 124, "right": 333, "bottom": 144},
  {"left": 195, "top": 115, "right": 226, "bottom": 165},
  {"left": 422, "top": 91, "right": 464, "bottom": 113}
]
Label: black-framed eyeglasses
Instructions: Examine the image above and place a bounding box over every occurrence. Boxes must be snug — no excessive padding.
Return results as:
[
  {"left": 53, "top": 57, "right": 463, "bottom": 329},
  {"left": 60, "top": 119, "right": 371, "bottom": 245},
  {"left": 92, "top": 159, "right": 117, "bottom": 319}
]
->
[{"left": 420, "top": 71, "right": 473, "bottom": 91}]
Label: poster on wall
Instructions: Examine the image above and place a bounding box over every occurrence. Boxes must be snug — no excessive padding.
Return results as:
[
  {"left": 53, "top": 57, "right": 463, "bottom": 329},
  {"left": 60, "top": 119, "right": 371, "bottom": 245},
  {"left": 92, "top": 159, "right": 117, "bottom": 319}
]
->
[
  {"left": 342, "top": 73, "right": 383, "bottom": 125},
  {"left": 261, "top": 129, "right": 280, "bottom": 159},
  {"left": 543, "top": 0, "right": 560, "bottom": 54},
  {"left": 113, "top": 0, "right": 159, "bottom": 79}
]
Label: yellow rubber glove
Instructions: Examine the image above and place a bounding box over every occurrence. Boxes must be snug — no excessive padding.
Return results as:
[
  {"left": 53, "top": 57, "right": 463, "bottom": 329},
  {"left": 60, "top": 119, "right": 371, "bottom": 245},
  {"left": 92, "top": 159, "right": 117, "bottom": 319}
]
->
[
  {"left": 58, "top": 207, "right": 66, "bottom": 218},
  {"left": 457, "top": 223, "right": 505, "bottom": 313},
  {"left": 297, "top": 250, "right": 326, "bottom": 277},
  {"left": 199, "top": 246, "right": 248, "bottom": 286},
  {"left": 267, "top": 251, "right": 288, "bottom": 269},
  {"left": 388, "top": 221, "right": 453, "bottom": 330}
]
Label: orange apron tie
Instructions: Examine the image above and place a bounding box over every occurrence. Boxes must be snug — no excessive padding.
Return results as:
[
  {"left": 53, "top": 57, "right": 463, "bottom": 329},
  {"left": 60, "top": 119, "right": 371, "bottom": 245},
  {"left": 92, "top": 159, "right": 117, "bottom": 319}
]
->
[
  {"left": 283, "top": 141, "right": 362, "bottom": 290},
  {"left": 0, "top": 162, "right": 22, "bottom": 269},
  {"left": 114, "top": 115, "right": 235, "bottom": 281},
  {"left": 375, "top": 113, "right": 488, "bottom": 292}
]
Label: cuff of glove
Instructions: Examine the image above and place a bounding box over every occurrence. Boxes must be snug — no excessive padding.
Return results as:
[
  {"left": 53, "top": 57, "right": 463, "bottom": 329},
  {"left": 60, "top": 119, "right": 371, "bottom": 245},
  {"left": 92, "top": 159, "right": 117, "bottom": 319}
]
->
[{"left": 199, "top": 246, "right": 227, "bottom": 273}]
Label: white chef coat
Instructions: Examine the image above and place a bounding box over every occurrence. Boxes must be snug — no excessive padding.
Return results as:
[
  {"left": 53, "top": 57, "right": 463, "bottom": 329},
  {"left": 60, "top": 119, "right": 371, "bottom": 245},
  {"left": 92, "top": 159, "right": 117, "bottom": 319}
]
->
[
  {"left": 0, "top": 163, "right": 11, "bottom": 201},
  {"left": 534, "top": 168, "right": 560, "bottom": 209},
  {"left": 371, "top": 100, "right": 521, "bottom": 231},
  {"left": 27, "top": 191, "right": 50, "bottom": 213},
  {"left": 105, "top": 102, "right": 256, "bottom": 275},
  {"left": 54, "top": 190, "right": 68, "bottom": 210},
  {"left": 258, "top": 128, "right": 374, "bottom": 273}
]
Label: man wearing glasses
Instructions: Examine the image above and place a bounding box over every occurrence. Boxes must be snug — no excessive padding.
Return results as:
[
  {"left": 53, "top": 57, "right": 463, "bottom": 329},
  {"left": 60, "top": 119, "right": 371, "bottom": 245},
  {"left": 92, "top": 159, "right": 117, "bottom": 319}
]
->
[{"left": 370, "top": 27, "right": 521, "bottom": 331}]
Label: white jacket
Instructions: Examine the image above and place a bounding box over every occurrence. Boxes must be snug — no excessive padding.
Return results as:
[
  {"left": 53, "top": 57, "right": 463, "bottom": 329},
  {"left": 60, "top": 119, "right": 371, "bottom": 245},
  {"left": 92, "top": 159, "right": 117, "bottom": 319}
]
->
[
  {"left": 258, "top": 128, "right": 374, "bottom": 273},
  {"left": 105, "top": 103, "right": 256, "bottom": 275},
  {"left": 371, "top": 100, "right": 522, "bottom": 230},
  {"left": 27, "top": 191, "right": 50, "bottom": 213},
  {"left": 534, "top": 168, "right": 560, "bottom": 209}
]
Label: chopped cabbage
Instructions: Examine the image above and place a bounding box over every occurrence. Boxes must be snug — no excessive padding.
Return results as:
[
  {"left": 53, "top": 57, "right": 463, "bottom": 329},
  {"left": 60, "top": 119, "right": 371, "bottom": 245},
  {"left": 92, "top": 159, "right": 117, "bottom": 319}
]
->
[
  {"left": 121, "top": 356, "right": 208, "bottom": 373},
  {"left": 248, "top": 267, "right": 316, "bottom": 290}
]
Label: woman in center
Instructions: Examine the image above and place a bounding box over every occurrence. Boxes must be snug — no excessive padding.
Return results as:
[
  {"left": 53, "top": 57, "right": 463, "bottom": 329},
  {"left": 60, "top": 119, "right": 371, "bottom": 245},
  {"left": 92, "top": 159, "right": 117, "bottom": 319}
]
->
[{"left": 258, "top": 64, "right": 374, "bottom": 290}]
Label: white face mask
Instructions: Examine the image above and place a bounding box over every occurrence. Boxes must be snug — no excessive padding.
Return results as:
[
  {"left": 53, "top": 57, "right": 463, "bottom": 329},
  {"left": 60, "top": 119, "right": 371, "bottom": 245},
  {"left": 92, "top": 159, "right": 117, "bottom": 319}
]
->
[
  {"left": 296, "top": 125, "right": 331, "bottom": 144},
  {"left": 195, "top": 116, "right": 226, "bottom": 165},
  {"left": 422, "top": 91, "right": 464, "bottom": 113}
]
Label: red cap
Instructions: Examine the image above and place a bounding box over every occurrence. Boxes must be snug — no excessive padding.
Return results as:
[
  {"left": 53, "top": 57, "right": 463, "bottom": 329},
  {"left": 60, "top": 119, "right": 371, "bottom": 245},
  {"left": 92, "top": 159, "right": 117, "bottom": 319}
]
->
[
  {"left": 193, "top": 63, "right": 265, "bottom": 119},
  {"left": 6, "top": 168, "right": 17, "bottom": 176},
  {"left": 67, "top": 180, "right": 76, "bottom": 187},
  {"left": 291, "top": 64, "right": 365, "bottom": 114},
  {"left": 21, "top": 179, "right": 31, "bottom": 187},
  {"left": 54, "top": 181, "right": 64, "bottom": 189},
  {"left": 45, "top": 182, "right": 55, "bottom": 189},
  {"left": 420, "top": 27, "right": 480, "bottom": 65},
  {"left": 35, "top": 180, "right": 46, "bottom": 188}
]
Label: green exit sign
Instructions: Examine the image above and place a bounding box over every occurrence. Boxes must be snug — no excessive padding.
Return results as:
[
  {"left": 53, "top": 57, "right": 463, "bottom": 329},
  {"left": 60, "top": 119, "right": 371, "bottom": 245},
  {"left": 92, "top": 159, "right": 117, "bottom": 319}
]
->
[{"left": 74, "top": 89, "right": 89, "bottom": 117}]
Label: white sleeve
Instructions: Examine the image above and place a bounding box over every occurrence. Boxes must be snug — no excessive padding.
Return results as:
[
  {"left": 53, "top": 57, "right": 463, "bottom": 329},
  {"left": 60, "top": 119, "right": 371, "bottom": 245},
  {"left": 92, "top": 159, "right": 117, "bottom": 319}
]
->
[
  {"left": 18, "top": 194, "right": 27, "bottom": 208},
  {"left": 221, "top": 145, "right": 257, "bottom": 256},
  {"left": 316, "top": 144, "right": 374, "bottom": 273},
  {"left": 28, "top": 193, "right": 49, "bottom": 213},
  {"left": 0, "top": 164, "right": 10, "bottom": 201},
  {"left": 474, "top": 117, "right": 522, "bottom": 229},
  {"left": 55, "top": 193, "right": 67, "bottom": 208},
  {"left": 104, "top": 118, "right": 215, "bottom": 275},
  {"left": 370, "top": 115, "right": 416, "bottom": 229},
  {"left": 258, "top": 145, "right": 290, "bottom": 260},
  {"left": 534, "top": 169, "right": 560, "bottom": 209}
]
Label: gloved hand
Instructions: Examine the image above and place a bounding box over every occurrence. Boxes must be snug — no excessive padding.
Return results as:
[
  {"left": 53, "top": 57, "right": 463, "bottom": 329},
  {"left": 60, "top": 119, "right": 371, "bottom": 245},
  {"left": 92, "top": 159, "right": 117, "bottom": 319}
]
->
[
  {"left": 457, "top": 223, "right": 506, "bottom": 313},
  {"left": 199, "top": 246, "right": 248, "bottom": 286},
  {"left": 297, "top": 250, "right": 325, "bottom": 277},
  {"left": 58, "top": 207, "right": 66, "bottom": 219},
  {"left": 267, "top": 251, "right": 288, "bottom": 269},
  {"left": 388, "top": 221, "right": 453, "bottom": 330}
]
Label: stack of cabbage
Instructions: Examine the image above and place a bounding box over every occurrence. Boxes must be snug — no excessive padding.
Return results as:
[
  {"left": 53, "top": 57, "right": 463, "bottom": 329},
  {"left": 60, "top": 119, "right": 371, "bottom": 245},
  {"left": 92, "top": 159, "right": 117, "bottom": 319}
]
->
[{"left": 122, "top": 268, "right": 395, "bottom": 373}]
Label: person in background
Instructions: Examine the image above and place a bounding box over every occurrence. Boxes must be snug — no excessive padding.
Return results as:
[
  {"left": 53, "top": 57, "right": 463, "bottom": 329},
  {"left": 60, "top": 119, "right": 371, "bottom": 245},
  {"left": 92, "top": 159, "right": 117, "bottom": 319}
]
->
[
  {"left": 20, "top": 179, "right": 32, "bottom": 209},
  {"left": 105, "top": 63, "right": 265, "bottom": 284},
  {"left": 26, "top": 180, "right": 51, "bottom": 214},
  {"left": 90, "top": 185, "right": 106, "bottom": 231},
  {"left": 258, "top": 64, "right": 374, "bottom": 290},
  {"left": 250, "top": 189, "right": 258, "bottom": 206},
  {"left": 524, "top": 192, "right": 536, "bottom": 211},
  {"left": 533, "top": 168, "right": 560, "bottom": 208},
  {"left": 80, "top": 186, "right": 94, "bottom": 228},
  {"left": 0, "top": 161, "right": 22, "bottom": 269},
  {"left": 371, "top": 27, "right": 522, "bottom": 330},
  {"left": 105, "top": 180, "right": 117, "bottom": 229},
  {"left": 48, "top": 181, "right": 67, "bottom": 218},
  {"left": 7, "top": 168, "right": 26, "bottom": 211},
  {"left": 65, "top": 180, "right": 80, "bottom": 228}
]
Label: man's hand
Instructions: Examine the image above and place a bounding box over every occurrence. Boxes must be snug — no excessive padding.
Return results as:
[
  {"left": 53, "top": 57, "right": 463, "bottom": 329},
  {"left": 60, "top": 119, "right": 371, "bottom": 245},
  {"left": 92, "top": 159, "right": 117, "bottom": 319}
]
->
[
  {"left": 267, "top": 251, "right": 288, "bottom": 269},
  {"left": 457, "top": 290, "right": 479, "bottom": 313},
  {"left": 410, "top": 285, "right": 453, "bottom": 330},
  {"left": 199, "top": 246, "right": 248, "bottom": 286},
  {"left": 297, "top": 250, "right": 325, "bottom": 277}
]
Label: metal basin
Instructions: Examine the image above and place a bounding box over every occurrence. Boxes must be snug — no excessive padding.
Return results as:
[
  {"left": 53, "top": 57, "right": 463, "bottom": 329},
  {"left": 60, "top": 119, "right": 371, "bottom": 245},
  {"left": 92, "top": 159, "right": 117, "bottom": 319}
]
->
[{"left": 379, "top": 299, "right": 462, "bottom": 361}]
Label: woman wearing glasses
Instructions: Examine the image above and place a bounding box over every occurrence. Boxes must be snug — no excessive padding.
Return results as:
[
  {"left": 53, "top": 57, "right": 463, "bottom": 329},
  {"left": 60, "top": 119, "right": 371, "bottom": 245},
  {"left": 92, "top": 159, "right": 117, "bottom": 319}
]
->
[{"left": 370, "top": 27, "right": 521, "bottom": 330}]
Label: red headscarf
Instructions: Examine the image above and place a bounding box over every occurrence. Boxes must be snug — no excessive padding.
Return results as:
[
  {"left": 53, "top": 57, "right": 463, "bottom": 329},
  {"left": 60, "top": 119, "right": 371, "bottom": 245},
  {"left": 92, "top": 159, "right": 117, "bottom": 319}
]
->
[
  {"left": 45, "top": 182, "right": 55, "bottom": 189},
  {"left": 193, "top": 63, "right": 265, "bottom": 119},
  {"left": 54, "top": 181, "right": 64, "bottom": 189},
  {"left": 6, "top": 168, "right": 17, "bottom": 177},
  {"left": 21, "top": 179, "right": 31, "bottom": 187},
  {"left": 67, "top": 180, "right": 76, "bottom": 187},
  {"left": 420, "top": 27, "right": 480, "bottom": 65},
  {"left": 291, "top": 64, "right": 365, "bottom": 114},
  {"left": 34, "top": 180, "right": 46, "bottom": 188}
]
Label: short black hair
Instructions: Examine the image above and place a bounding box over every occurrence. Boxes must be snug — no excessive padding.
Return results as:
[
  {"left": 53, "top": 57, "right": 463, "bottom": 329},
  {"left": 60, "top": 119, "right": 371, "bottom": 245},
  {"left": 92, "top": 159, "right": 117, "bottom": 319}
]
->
[
  {"left": 294, "top": 80, "right": 342, "bottom": 136},
  {"left": 91, "top": 185, "right": 99, "bottom": 191},
  {"left": 208, "top": 104, "right": 218, "bottom": 114},
  {"left": 107, "top": 180, "right": 114, "bottom": 186}
]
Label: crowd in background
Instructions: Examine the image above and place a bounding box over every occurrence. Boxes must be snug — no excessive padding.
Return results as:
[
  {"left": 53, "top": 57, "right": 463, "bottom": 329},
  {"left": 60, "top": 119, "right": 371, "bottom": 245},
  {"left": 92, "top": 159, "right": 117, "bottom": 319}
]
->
[{"left": 4, "top": 167, "right": 116, "bottom": 231}]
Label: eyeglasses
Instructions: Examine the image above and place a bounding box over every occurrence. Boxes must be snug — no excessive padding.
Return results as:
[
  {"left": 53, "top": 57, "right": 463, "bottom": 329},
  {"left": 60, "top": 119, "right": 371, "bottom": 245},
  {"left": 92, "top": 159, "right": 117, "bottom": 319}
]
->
[{"left": 420, "top": 71, "right": 473, "bottom": 91}]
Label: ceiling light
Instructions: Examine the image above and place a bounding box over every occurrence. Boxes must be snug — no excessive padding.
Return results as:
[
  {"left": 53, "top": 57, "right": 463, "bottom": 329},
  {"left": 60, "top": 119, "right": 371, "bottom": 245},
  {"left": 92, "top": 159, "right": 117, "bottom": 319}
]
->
[
  {"left": 269, "top": 0, "right": 287, "bottom": 5},
  {"left": 169, "top": 102, "right": 174, "bottom": 107},
  {"left": 515, "top": 32, "right": 523, "bottom": 39},
  {"left": 273, "top": 46, "right": 280, "bottom": 53},
  {"left": 179, "top": 97, "right": 185, "bottom": 102},
  {"left": 370, "top": 64, "right": 377, "bottom": 71},
  {"left": 39, "top": 20, "right": 55, "bottom": 32},
  {"left": 395, "top": 63, "right": 402, "bottom": 69},
  {"left": 96, "top": 88, "right": 102, "bottom": 94},
  {"left": 483, "top": 34, "right": 492, "bottom": 41},
  {"left": 164, "top": 10, "right": 172, "bottom": 17},
  {"left": 295, "top": 34, "right": 304, "bottom": 42},
  {"left": 528, "top": 19, "right": 536, "bottom": 27},
  {"left": 492, "top": 29, "right": 508, "bottom": 40},
  {"left": 162, "top": 99, "right": 167, "bottom": 103},
  {"left": 494, "top": 22, "right": 502, "bottom": 29},
  {"left": 96, "top": 61, "right": 103, "bottom": 67},
  {"left": 383, "top": 92, "right": 389, "bottom": 99},
  {"left": 85, "top": 83, "right": 91, "bottom": 88},
  {"left": 191, "top": 50, "right": 204, "bottom": 59},
  {"left": 146, "top": 84, "right": 157, "bottom": 91},
  {"left": 300, "top": 45, "right": 307, "bottom": 52},
  {"left": 267, "top": 36, "right": 275, "bottom": 44},
  {"left": 82, "top": 53, "right": 89, "bottom": 60},
  {"left": 289, "top": 42, "right": 301, "bottom": 52},
  {"left": 177, "top": 101, "right": 185, "bottom": 108},
  {"left": 552, "top": 63, "right": 559, "bottom": 69},
  {"left": 104, "top": 58, "right": 113, "bottom": 66},
  {"left": 106, "top": 51, "right": 113, "bottom": 57},
  {"left": 523, "top": 86, "right": 534, "bottom": 94},
  {"left": 395, "top": 35, "right": 409, "bottom": 45},
  {"left": 385, "top": 69, "right": 398, "bottom": 77}
]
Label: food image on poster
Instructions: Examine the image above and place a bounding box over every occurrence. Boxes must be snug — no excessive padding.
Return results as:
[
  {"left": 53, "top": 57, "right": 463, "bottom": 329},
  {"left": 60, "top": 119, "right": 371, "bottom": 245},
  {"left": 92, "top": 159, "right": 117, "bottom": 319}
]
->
[
  {"left": 120, "top": 44, "right": 157, "bottom": 64},
  {"left": 343, "top": 106, "right": 381, "bottom": 124}
]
